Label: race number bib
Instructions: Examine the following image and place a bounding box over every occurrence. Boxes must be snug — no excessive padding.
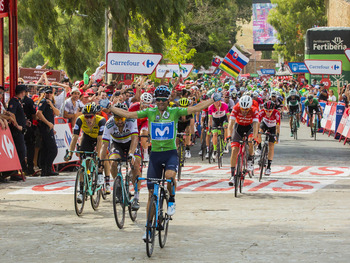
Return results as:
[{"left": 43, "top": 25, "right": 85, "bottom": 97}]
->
[{"left": 150, "top": 122, "right": 174, "bottom": 140}]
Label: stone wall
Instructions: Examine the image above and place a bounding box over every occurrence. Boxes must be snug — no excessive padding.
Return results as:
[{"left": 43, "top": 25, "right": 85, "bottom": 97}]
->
[{"left": 326, "top": 0, "right": 350, "bottom": 27}]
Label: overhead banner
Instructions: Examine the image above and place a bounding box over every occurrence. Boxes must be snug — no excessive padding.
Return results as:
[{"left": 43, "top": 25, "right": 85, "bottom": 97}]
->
[
  {"left": 106, "top": 52, "right": 162, "bottom": 75},
  {"left": 304, "top": 60, "right": 342, "bottom": 75},
  {"left": 0, "top": 128, "right": 21, "bottom": 172},
  {"left": 53, "top": 123, "right": 80, "bottom": 165},
  {"left": 155, "top": 64, "right": 194, "bottom": 79},
  {"left": 288, "top": 62, "right": 309, "bottom": 73}
]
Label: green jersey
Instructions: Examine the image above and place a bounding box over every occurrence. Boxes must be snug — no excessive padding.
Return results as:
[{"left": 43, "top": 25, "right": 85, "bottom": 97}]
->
[
  {"left": 137, "top": 106, "right": 188, "bottom": 152},
  {"left": 304, "top": 98, "right": 319, "bottom": 107}
]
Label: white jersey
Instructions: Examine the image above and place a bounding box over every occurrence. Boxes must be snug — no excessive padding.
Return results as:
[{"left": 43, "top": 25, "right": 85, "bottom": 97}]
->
[{"left": 102, "top": 117, "right": 138, "bottom": 144}]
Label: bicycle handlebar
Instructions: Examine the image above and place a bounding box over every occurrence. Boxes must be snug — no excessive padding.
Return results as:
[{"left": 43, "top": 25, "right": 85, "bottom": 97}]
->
[{"left": 137, "top": 177, "right": 172, "bottom": 183}]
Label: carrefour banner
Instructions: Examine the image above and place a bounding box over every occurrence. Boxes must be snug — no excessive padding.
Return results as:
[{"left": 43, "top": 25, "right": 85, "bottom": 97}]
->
[
  {"left": 0, "top": 128, "right": 21, "bottom": 172},
  {"left": 53, "top": 123, "right": 79, "bottom": 165}
]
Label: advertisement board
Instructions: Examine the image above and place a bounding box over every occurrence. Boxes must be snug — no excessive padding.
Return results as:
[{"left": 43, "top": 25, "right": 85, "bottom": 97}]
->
[
  {"left": 288, "top": 62, "right": 309, "bottom": 73},
  {"left": 304, "top": 60, "right": 342, "bottom": 75},
  {"left": 0, "top": 128, "right": 21, "bottom": 172},
  {"left": 19, "top": 68, "right": 62, "bottom": 83},
  {"left": 345, "top": 48, "right": 350, "bottom": 62},
  {"left": 260, "top": 68, "right": 275, "bottom": 75},
  {"left": 0, "top": 0, "right": 9, "bottom": 18},
  {"left": 106, "top": 52, "right": 162, "bottom": 75},
  {"left": 252, "top": 0, "right": 278, "bottom": 51},
  {"left": 155, "top": 64, "right": 194, "bottom": 79}
]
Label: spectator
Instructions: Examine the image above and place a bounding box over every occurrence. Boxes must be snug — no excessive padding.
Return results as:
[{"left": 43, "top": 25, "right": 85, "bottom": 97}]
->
[
  {"left": 328, "top": 89, "right": 337, "bottom": 102},
  {"left": 63, "top": 87, "right": 83, "bottom": 126},
  {"left": 0, "top": 85, "right": 20, "bottom": 128},
  {"left": 22, "top": 88, "right": 37, "bottom": 175},
  {"left": 36, "top": 86, "right": 59, "bottom": 176},
  {"left": 318, "top": 84, "right": 328, "bottom": 101},
  {"left": 7, "top": 85, "right": 28, "bottom": 176}
]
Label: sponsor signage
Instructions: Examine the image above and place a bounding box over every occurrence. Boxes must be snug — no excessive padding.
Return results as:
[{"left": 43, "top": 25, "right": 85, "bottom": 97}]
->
[
  {"left": 53, "top": 123, "right": 79, "bottom": 164},
  {"left": 306, "top": 28, "right": 350, "bottom": 55},
  {"left": 0, "top": 0, "right": 9, "bottom": 17},
  {"left": 288, "top": 62, "right": 309, "bottom": 73},
  {"left": 320, "top": 78, "right": 331, "bottom": 88},
  {"left": 19, "top": 68, "right": 62, "bottom": 83},
  {"left": 304, "top": 60, "right": 342, "bottom": 75},
  {"left": 260, "top": 69, "right": 275, "bottom": 75},
  {"left": 345, "top": 48, "right": 350, "bottom": 62},
  {"left": 106, "top": 52, "right": 162, "bottom": 75},
  {"left": 0, "top": 128, "right": 21, "bottom": 172},
  {"left": 155, "top": 64, "right": 194, "bottom": 79}
]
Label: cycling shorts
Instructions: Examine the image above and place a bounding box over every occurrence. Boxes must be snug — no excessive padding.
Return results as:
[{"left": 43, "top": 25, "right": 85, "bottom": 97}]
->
[
  {"left": 289, "top": 105, "right": 299, "bottom": 114},
  {"left": 109, "top": 141, "right": 141, "bottom": 161},
  {"left": 231, "top": 123, "right": 253, "bottom": 148},
  {"left": 178, "top": 120, "right": 191, "bottom": 133},
  {"left": 212, "top": 116, "right": 228, "bottom": 131},
  {"left": 308, "top": 105, "right": 320, "bottom": 114},
  {"left": 80, "top": 134, "right": 97, "bottom": 152},
  {"left": 147, "top": 150, "right": 178, "bottom": 190},
  {"left": 260, "top": 122, "right": 277, "bottom": 143}
]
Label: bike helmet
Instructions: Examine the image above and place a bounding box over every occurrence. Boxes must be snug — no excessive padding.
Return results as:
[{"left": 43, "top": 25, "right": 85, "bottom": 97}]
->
[
  {"left": 201, "top": 94, "right": 208, "bottom": 100},
  {"left": 178, "top": 97, "right": 190, "bottom": 107},
  {"left": 308, "top": 94, "right": 314, "bottom": 100},
  {"left": 239, "top": 95, "right": 253, "bottom": 109},
  {"left": 289, "top": 90, "right": 297, "bottom": 96},
  {"left": 270, "top": 90, "right": 278, "bottom": 97},
  {"left": 252, "top": 91, "right": 259, "bottom": 98},
  {"left": 140, "top": 92, "right": 153, "bottom": 104},
  {"left": 264, "top": 100, "right": 275, "bottom": 110},
  {"left": 82, "top": 103, "right": 98, "bottom": 115},
  {"left": 243, "top": 91, "right": 251, "bottom": 97},
  {"left": 224, "top": 91, "right": 230, "bottom": 97},
  {"left": 231, "top": 90, "right": 237, "bottom": 97},
  {"left": 113, "top": 102, "right": 128, "bottom": 111},
  {"left": 154, "top": 85, "right": 170, "bottom": 98}
]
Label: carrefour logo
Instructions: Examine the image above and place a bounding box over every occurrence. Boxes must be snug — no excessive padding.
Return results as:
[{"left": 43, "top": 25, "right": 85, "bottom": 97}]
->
[
  {"left": 331, "top": 64, "right": 340, "bottom": 71},
  {"left": 142, "top": 60, "right": 154, "bottom": 68},
  {"left": 1, "top": 134, "right": 15, "bottom": 159},
  {"left": 110, "top": 60, "right": 140, "bottom": 66},
  {"left": 65, "top": 131, "right": 72, "bottom": 146}
]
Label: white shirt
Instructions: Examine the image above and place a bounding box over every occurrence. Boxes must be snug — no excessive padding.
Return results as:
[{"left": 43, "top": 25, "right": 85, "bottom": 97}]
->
[
  {"left": 328, "top": 95, "right": 336, "bottom": 102},
  {"left": 64, "top": 97, "right": 84, "bottom": 114}
]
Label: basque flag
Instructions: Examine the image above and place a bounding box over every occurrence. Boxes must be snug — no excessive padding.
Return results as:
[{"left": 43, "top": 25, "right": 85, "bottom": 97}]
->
[{"left": 219, "top": 45, "right": 249, "bottom": 79}]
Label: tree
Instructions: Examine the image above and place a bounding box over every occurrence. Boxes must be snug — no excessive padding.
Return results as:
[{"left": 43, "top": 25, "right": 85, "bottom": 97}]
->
[
  {"left": 184, "top": 0, "right": 252, "bottom": 68},
  {"left": 268, "top": 0, "right": 327, "bottom": 62},
  {"left": 18, "top": 0, "right": 187, "bottom": 79}
]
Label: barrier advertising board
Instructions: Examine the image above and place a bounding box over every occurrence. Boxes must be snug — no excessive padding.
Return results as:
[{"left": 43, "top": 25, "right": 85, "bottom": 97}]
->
[{"left": 0, "top": 128, "right": 21, "bottom": 172}]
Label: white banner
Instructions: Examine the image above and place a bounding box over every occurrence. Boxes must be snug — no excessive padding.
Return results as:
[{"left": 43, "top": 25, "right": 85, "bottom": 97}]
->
[
  {"left": 304, "top": 59, "right": 342, "bottom": 75},
  {"left": 53, "top": 123, "right": 79, "bottom": 165},
  {"left": 345, "top": 49, "right": 350, "bottom": 62},
  {"left": 341, "top": 113, "right": 350, "bottom": 137},
  {"left": 155, "top": 64, "right": 194, "bottom": 78},
  {"left": 106, "top": 52, "right": 162, "bottom": 75},
  {"left": 320, "top": 105, "right": 331, "bottom": 128}
]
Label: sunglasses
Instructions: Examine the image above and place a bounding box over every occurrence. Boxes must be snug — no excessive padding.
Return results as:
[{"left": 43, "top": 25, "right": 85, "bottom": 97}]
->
[
  {"left": 46, "top": 91, "right": 53, "bottom": 94},
  {"left": 240, "top": 108, "right": 250, "bottom": 111},
  {"left": 264, "top": 109, "right": 273, "bottom": 112},
  {"left": 18, "top": 82, "right": 24, "bottom": 84},
  {"left": 156, "top": 98, "right": 168, "bottom": 102},
  {"left": 84, "top": 114, "right": 95, "bottom": 119},
  {"left": 114, "top": 116, "right": 126, "bottom": 122}
]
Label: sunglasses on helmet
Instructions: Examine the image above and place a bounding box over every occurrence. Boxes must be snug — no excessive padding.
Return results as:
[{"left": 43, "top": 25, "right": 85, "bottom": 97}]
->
[{"left": 156, "top": 97, "right": 168, "bottom": 102}]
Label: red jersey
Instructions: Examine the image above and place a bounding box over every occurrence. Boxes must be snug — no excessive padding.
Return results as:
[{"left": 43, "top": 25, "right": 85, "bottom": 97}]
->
[
  {"left": 258, "top": 109, "right": 281, "bottom": 128},
  {"left": 128, "top": 102, "right": 153, "bottom": 128},
  {"left": 230, "top": 103, "right": 259, "bottom": 126},
  {"left": 252, "top": 100, "right": 259, "bottom": 109}
]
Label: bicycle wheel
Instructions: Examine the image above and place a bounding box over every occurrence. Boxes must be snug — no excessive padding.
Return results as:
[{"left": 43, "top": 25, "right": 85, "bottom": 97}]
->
[
  {"left": 259, "top": 145, "right": 267, "bottom": 182},
  {"left": 146, "top": 196, "right": 157, "bottom": 257},
  {"left": 293, "top": 117, "right": 298, "bottom": 140},
  {"left": 201, "top": 129, "right": 206, "bottom": 161},
  {"left": 234, "top": 155, "right": 242, "bottom": 197},
  {"left": 314, "top": 116, "right": 317, "bottom": 141},
  {"left": 127, "top": 171, "right": 137, "bottom": 222},
  {"left": 90, "top": 170, "right": 101, "bottom": 210},
  {"left": 208, "top": 134, "right": 213, "bottom": 164},
  {"left": 158, "top": 189, "right": 169, "bottom": 248},
  {"left": 217, "top": 134, "right": 222, "bottom": 169},
  {"left": 101, "top": 182, "right": 107, "bottom": 200},
  {"left": 74, "top": 168, "right": 86, "bottom": 216},
  {"left": 177, "top": 143, "right": 182, "bottom": 181},
  {"left": 113, "top": 176, "right": 125, "bottom": 229}
]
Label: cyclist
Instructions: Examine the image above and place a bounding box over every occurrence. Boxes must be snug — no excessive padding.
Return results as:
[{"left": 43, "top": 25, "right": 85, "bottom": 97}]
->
[
  {"left": 223, "top": 91, "right": 235, "bottom": 112},
  {"left": 108, "top": 86, "right": 220, "bottom": 241},
  {"left": 208, "top": 99, "right": 230, "bottom": 159},
  {"left": 256, "top": 101, "right": 280, "bottom": 175},
  {"left": 231, "top": 90, "right": 239, "bottom": 105},
  {"left": 100, "top": 103, "right": 141, "bottom": 210},
  {"left": 286, "top": 90, "right": 301, "bottom": 137},
  {"left": 65, "top": 103, "right": 106, "bottom": 203},
  {"left": 270, "top": 90, "right": 283, "bottom": 113},
  {"left": 128, "top": 92, "right": 154, "bottom": 162},
  {"left": 177, "top": 97, "right": 193, "bottom": 158},
  {"left": 199, "top": 94, "right": 210, "bottom": 158},
  {"left": 252, "top": 91, "right": 264, "bottom": 109},
  {"left": 228, "top": 95, "right": 259, "bottom": 186},
  {"left": 304, "top": 94, "right": 323, "bottom": 137}
]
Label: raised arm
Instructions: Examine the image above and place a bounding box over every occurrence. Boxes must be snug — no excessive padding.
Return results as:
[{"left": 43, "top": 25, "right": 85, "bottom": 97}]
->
[
  {"left": 187, "top": 98, "right": 214, "bottom": 115},
  {"left": 109, "top": 105, "right": 138, "bottom": 119}
]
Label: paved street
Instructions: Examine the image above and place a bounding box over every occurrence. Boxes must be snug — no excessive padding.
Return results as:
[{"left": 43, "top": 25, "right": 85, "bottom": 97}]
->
[{"left": 1, "top": 119, "right": 349, "bottom": 262}]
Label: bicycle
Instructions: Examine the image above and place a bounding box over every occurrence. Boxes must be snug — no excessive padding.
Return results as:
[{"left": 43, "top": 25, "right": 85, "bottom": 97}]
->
[
  {"left": 309, "top": 109, "right": 319, "bottom": 141},
  {"left": 234, "top": 135, "right": 253, "bottom": 197},
  {"left": 208, "top": 129, "right": 214, "bottom": 164},
  {"left": 137, "top": 165, "right": 173, "bottom": 257},
  {"left": 66, "top": 149, "right": 102, "bottom": 217},
  {"left": 176, "top": 133, "right": 187, "bottom": 181},
  {"left": 290, "top": 112, "right": 298, "bottom": 140},
  {"left": 258, "top": 132, "right": 276, "bottom": 182},
  {"left": 216, "top": 126, "right": 226, "bottom": 169},
  {"left": 100, "top": 157, "right": 137, "bottom": 229},
  {"left": 200, "top": 124, "right": 207, "bottom": 161}
]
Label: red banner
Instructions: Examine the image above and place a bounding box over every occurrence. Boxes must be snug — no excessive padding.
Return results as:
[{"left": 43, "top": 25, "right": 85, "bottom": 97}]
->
[{"left": 0, "top": 128, "right": 21, "bottom": 172}]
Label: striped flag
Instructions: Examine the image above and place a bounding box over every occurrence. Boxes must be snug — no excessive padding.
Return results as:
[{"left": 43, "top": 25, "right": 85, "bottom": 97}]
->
[{"left": 219, "top": 45, "right": 249, "bottom": 79}]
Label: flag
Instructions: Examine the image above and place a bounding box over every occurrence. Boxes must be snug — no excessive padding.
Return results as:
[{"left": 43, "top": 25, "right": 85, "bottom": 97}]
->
[
  {"left": 219, "top": 45, "right": 249, "bottom": 79},
  {"left": 169, "top": 82, "right": 173, "bottom": 90},
  {"left": 178, "top": 62, "right": 186, "bottom": 72},
  {"left": 203, "top": 73, "right": 209, "bottom": 80},
  {"left": 212, "top": 56, "right": 222, "bottom": 67},
  {"left": 172, "top": 71, "right": 179, "bottom": 78},
  {"left": 83, "top": 68, "right": 90, "bottom": 85}
]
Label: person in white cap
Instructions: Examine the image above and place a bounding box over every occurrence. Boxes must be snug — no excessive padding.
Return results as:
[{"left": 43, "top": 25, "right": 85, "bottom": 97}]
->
[{"left": 63, "top": 86, "right": 84, "bottom": 126}]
